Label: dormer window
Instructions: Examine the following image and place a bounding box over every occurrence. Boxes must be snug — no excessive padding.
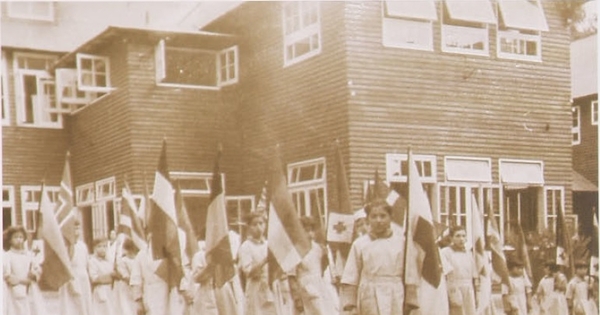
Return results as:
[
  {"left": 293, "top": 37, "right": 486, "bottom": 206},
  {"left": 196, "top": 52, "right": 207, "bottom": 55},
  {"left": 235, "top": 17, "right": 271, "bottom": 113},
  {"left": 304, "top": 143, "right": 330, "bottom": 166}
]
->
[
  {"left": 441, "top": 0, "right": 496, "bottom": 56},
  {"left": 497, "top": 0, "right": 548, "bottom": 61},
  {"left": 155, "top": 39, "right": 239, "bottom": 89}
]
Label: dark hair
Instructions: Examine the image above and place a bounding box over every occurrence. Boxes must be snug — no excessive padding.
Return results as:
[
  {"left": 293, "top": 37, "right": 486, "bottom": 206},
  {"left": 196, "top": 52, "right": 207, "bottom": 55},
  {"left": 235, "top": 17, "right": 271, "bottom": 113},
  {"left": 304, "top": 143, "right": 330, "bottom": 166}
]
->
[
  {"left": 507, "top": 259, "right": 524, "bottom": 270},
  {"left": 545, "top": 261, "right": 559, "bottom": 272},
  {"left": 449, "top": 225, "right": 466, "bottom": 237},
  {"left": 300, "top": 216, "right": 317, "bottom": 231},
  {"left": 92, "top": 237, "right": 108, "bottom": 248},
  {"left": 122, "top": 238, "right": 137, "bottom": 253},
  {"left": 575, "top": 261, "right": 589, "bottom": 269},
  {"left": 3, "top": 226, "right": 27, "bottom": 250},
  {"left": 244, "top": 212, "right": 265, "bottom": 225},
  {"left": 364, "top": 199, "right": 392, "bottom": 217}
]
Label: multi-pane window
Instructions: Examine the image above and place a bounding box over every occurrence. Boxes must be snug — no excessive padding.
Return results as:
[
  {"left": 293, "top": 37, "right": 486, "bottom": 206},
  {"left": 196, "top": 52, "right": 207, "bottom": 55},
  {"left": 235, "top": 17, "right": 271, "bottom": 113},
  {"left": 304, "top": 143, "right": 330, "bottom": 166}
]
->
[
  {"left": 76, "top": 54, "right": 112, "bottom": 92},
  {"left": 282, "top": 2, "right": 321, "bottom": 67},
  {"left": 572, "top": 106, "right": 581, "bottom": 145},
  {"left": 226, "top": 196, "right": 256, "bottom": 235},
  {"left": 441, "top": 0, "right": 496, "bottom": 56},
  {"left": 386, "top": 154, "right": 437, "bottom": 183},
  {"left": 592, "top": 101, "right": 598, "bottom": 125},
  {"left": 55, "top": 69, "right": 97, "bottom": 114},
  {"left": 20, "top": 186, "right": 60, "bottom": 232},
  {"left": 544, "top": 186, "right": 564, "bottom": 232},
  {"left": 497, "top": 0, "right": 548, "bottom": 61},
  {"left": 6, "top": 2, "right": 54, "bottom": 22},
  {"left": 13, "top": 53, "right": 60, "bottom": 128},
  {"left": 382, "top": 0, "right": 437, "bottom": 51},
  {"left": 287, "top": 158, "right": 327, "bottom": 225},
  {"left": 92, "top": 177, "right": 117, "bottom": 239},
  {"left": 217, "top": 46, "right": 239, "bottom": 86},
  {"left": 3, "top": 186, "right": 15, "bottom": 232}
]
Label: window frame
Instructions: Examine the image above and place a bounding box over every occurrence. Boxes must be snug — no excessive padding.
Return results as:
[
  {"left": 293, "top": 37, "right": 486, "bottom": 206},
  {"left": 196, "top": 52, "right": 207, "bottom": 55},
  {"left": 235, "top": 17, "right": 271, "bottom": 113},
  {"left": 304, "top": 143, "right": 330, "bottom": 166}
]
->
[
  {"left": 386, "top": 153, "right": 437, "bottom": 184},
  {"left": 6, "top": 2, "right": 54, "bottom": 22},
  {"left": 440, "top": 0, "right": 493, "bottom": 57},
  {"left": 497, "top": 28, "right": 542, "bottom": 62},
  {"left": 381, "top": 1, "right": 435, "bottom": 51},
  {"left": 225, "top": 195, "right": 256, "bottom": 235},
  {"left": 2, "top": 54, "right": 9, "bottom": 125},
  {"left": 169, "top": 171, "right": 224, "bottom": 196},
  {"left": 20, "top": 185, "right": 60, "bottom": 232},
  {"left": 3, "top": 186, "right": 16, "bottom": 231},
  {"left": 95, "top": 177, "right": 116, "bottom": 201},
  {"left": 282, "top": 1, "right": 322, "bottom": 67},
  {"left": 592, "top": 100, "right": 598, "bottom": 126},
  {"left": 217, "top": 46, "right": 239, "bottom": 86},
  {"left": 76, "top": 182, "right": 95, "bottom": 206},
  {"left": 543, "top": 186, "right": 564, "bottom": 232},
  {"left": 76, "top": 53, "right": 113, "bottom": 93},
  {"left": 572, "top": 106, "right": 581, "bottom": 145},
  {"left": 287, "top": 157, "right": 328, "bottom": 225},
  {"left": 444, "top": 156, "right": 492, "bottom": 182}
]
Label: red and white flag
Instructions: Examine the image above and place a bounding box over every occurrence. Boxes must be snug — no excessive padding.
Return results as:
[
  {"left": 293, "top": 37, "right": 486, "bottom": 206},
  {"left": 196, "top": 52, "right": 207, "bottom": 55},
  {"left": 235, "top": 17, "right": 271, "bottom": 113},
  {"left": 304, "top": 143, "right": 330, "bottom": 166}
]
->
[
  {"left": 327, "top": 142, "right": 355, "bottom": 244},
  {"left": 205, "top": 148, "right": 236, "bottom": 288},
  {"left": 118, "top": 182, "right": 147, "bottom": 251},
  {"left": 267, "top": 148, "right": 311, "bottom": 283},
  {"left": 54, "top": 152, "right": 78, "bottom": 245},
  {"left": 39, "top": 184, "right": 73, "bottom": 290}
]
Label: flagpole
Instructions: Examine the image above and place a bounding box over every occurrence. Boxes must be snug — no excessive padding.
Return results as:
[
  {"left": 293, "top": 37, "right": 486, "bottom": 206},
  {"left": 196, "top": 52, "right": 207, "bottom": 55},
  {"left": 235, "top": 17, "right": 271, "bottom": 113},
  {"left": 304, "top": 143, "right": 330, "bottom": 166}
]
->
[{"left": 402, "top": 147, "right": 412, "bottom": 314}]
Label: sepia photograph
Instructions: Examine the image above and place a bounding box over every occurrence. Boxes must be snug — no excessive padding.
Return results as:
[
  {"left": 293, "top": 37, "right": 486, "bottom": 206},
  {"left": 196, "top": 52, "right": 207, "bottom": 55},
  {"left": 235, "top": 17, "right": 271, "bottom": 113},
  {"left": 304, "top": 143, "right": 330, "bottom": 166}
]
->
[{"left": 1, "top": 1, "right": 598, "bottom": 315}]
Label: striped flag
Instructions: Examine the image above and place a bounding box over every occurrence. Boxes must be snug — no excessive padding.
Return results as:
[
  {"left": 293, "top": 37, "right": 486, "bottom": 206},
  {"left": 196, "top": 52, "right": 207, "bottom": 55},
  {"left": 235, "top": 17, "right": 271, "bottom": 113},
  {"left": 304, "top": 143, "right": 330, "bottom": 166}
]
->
[
  {"left": 204, "top": 148, "right": 236, "bottom": 288},
  {"left": 485, "top": 192, "right": 510, "bottom": 287},
  {"left": 39, "top": 184, "right": 73, "bottom": 290},
  {"left": 267, "top": 147, "right": 311, "bottom": 284},
  {"left": 139, "top": 171, "right": 152, "bottom": 230},
  {"left": 405, "top": 150, "right": 447, "bottom": 315},
  {"left": 150, "top": 140, "right": 185, "bottom": 288},
  {"left": 54, "top": 152, "right": 78, "bottom": 245},
  {"left": 118, "top": 182, "right": 147, "bottom": 251},
  {"left": 556, "top": 204, "right": 573, "bottom": 274},
  {"left": 175, "top": 183, "right": 199, "bottom": 265}
]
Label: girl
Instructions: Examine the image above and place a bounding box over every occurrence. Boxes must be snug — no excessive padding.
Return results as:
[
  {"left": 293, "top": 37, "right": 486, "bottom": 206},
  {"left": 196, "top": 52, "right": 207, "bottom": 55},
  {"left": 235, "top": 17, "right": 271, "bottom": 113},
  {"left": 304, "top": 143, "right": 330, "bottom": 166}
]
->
[
  {"left": 503, "top": 260, "right": 532, "bottom": 315},
  {"left": 59, "top": 219, "right": 93, "bottom": 315},
  {"left": 566, "top": 261, "right": 598, "bottom": 315},
  {"left": 340, "top": 199, "right": 406, "bottom": 315},
  {"left": 238, "top": 212, "right": 277, "bottom": 315},
  {"left": 190, "top": 233, "right": 219, "bottom": 315},
  {"left": 114, "top": 238, "right": 138, "bottom": 315},
  {"left": 3, "top": 226, "right": 44, "bottom": 315},
  {"left": 536, "top": 261, "right": 568, "bottom": 315},
  {"left": 290, "top": 216, "right": 338, "bottom": 315},
  {"left": 88, "top": 237, "right": 118, "bottom": 315},
  {"left": 440, "top": 225, "right": 478, "bottom": 315}
]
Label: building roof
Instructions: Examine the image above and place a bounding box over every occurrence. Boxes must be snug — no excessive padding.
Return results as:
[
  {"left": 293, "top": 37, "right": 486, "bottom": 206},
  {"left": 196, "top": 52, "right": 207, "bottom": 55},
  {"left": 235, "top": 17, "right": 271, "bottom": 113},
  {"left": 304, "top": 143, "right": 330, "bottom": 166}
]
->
[
  {"left": 571, "top": 34, "right": 598, "bottom": 99},
  {"left": 53, "top": 26, "right": 237, "bottom": 69},
  {"left": 573, "top": 169, "right": 598, "bottom": 192}
]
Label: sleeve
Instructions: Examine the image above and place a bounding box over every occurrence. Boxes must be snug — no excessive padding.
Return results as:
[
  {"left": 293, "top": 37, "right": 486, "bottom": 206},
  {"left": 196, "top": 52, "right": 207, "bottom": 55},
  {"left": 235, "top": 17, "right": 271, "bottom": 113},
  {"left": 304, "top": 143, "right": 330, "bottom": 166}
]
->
[
  {"left": 340, "top": 241, "right": 361, "bottom": 286},
  {"left": 237, "top": 242, "right": 254, "bottom": 276},
  {"left": 88, "top": 257, "right": 100, "bottom": 283},
  {"left": 3, "top": 253, "right": 11, "bottom": 280}
]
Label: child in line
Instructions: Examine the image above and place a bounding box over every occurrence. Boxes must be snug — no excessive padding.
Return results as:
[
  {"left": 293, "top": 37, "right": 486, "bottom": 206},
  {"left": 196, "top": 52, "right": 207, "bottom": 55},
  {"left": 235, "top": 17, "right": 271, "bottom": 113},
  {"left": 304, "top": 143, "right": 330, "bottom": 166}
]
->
[
  {"left": 566, "top": 261, "right": 598, "bottom": 315},
  {"left": 503, "top": 260, "right": 532, "bottom": 315},
  {"left": 88, "top": 237, "right": 118, "bottom": 315},
  {"left": 536, "top": 261, "right": 568, "bottom": 315},
  {"left": 114, "top": 238, "right": 139, "bottom": 315},
  {"left": 3, "top": 226, "right": 44, "bottom": 315},
  {"left": 59, "top": 220, "right": 93, "bottom": 315}
]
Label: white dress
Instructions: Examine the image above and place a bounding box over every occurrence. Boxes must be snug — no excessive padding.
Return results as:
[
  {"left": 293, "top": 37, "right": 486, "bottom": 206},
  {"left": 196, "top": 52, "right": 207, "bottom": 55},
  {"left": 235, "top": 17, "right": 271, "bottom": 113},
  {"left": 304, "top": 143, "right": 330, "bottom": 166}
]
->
[
  {"left": 566, "top": 276, "right": 598, "bottom": 315},
  {"left": 504, "top": 275, "right": 532, "bottom": 315},
  {"left": 3, "top": 249, "right": 45, "bottom": 315},
  {"left": 59, "top": 241, "right": 93, "bottom": 315},
  {"left": 238, "top": 238, "right": 277, "bottom": 315},
  {"left": 88, "top": 254, "right": 118, "bottom": 315},
  {"left": 536, "top": 274, "right": 568, "bottom": 315},
  {"left": 113, "top": 256, "right": 137, "bottom": 315},
  {"left": 441, "top": 247, "right": 477, "bottom": 315},
  {"left": 294, "top": 241, "right": 338, "bottom": 315},
  {"left": 130, "top": 246, "right": 170, "bottom": 315}
]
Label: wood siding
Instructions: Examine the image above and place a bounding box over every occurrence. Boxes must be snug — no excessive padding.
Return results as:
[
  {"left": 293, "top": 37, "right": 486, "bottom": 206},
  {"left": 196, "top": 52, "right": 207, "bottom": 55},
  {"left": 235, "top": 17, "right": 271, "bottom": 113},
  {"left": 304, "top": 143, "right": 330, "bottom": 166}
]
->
[
  {"left": 343, "top": 1, "right": 573, "bottom": 212},
  {"left": 573, "top": 94, "right": 598, "bottom": 185}
]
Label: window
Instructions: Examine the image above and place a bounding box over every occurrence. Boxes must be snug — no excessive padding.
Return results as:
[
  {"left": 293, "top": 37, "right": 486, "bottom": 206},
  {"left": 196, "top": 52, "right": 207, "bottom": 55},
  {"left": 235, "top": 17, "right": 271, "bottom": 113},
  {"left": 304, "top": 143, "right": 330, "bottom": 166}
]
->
[
  {"left": 155, "top": 40, "right": 239, "bottom": 89},
  {"left": 497, "top": 0, "right": 548, "bottom": 61},
  {"left": 441, "top": 0, "right": 496, "bottom": 56},
  {"left": 386, "top": 153, "right": 437, "bottom": 183},
  {"left": 6, "top": 2, "right": 54, "bottom": 22},
  {"left": 592, "top": 101, "right": 598, "bottom": 125},
  {"left": 2, "top": 54, "right": 9, "bottom": 125},
  {"left": 76, "top": 54, "right": 112, "bottom": 92},
  {"left": 76, "top": 183, "right": 95, "bottom": 206},
  {"left": 3, "top": 186, "right": 15, "bottom": 231},
  {"left": 55, "top": 68, "right": 97, "bottom": 114},
  {"left": 287, "top": 157, "right": 327, "bottom": 225},
  {"left": 572, "top": 106, "right": 581, "bottom": 145},
  {"left": 444, "top": 156, "right": 492, "bottom": 182},
  {"left": 499, "top": 159, "right": 544, "bottom": 186},
  {"left": 543, "top": 186, "right": 564, "bottom": 232},
  {"left": 226, "top": 196, "right": 255, "bottom": 235},
  {"left": 20, "top": 186, "right": 60, "bottom": 232},
  {"left": 13, "top": 53, "right": 61, "bottom": 128},
  {"left": 382, "top": 0, "right": 437, "bottom": 51},
  {"left": 95, "top": 177, "right": 116, "bottom": 201},
  {"left": 282, "top": 1, "right": 321, "bottom": 67}
]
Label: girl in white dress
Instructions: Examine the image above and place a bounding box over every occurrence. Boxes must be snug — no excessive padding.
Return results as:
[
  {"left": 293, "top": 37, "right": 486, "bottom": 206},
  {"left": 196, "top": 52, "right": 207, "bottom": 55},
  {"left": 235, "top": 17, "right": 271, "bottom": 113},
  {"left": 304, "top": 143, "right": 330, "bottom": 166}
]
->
[
  {"left": 3, "top": 226, "right": 44, "bottom": 315},
  {"left": 114, "top": 238, "right": 138, "bottom": 315},
  {"left": 536, "top": 262, "right": 568, "bottom": 315},
  {"left": 503, "top": 260, "right": 532, "bottom": 315},
  {"left": 88, "top": 237, "right": 118, "bottom": 315},
  {"left": 566, "top": 262, "right": 598, "bottom": 315}
]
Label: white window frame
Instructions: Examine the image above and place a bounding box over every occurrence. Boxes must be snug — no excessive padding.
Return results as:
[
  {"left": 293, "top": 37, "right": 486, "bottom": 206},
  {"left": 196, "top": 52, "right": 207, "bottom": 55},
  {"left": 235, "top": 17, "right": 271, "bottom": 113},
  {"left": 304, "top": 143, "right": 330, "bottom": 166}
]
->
[
  {"left": 13, "top": 52, "right": 61, "bottom": 128},
  {"left": 76, "top": 182, "right": 95, "bottom": 206},
  {"left": 381, "top": 1, "right": 436, "bottom": 51},
  {"left": 6, "top": 2, "right": 54, "bottom": 22},
  {"left": 543, "top": 186, "right": 564, "bottom": 232},
  {"left": 217, "top": 46, "right": 239, "bottom": 86},
  {"left": 2, "top": 54, "right": 9, "bottom": 125},
  {"left": 169, "top": 171, "right": 225, "bottom": 196},
  {"left": 20, "top": 185, "right": 60, "bottom": 232},
  {"left": 287, "top": 157, "right": 328, "bottom": 224},
  {"left": 592, "top": 100, "right": 598, "bottom": 126},
  {"left": 572, "top": 106, "right": 581, "bottom": 145},
  {"left": 386, "top": 153, "right": 437, "bottom": 183},
  {"left": 3, "top": 186, "right": 16, "bottom": 230},
  {"left": 497, "top": 29, "right": 542, "bottom": 62},
  {"left": 95, "top": 177, "right": 116, "bottom": 201},
  {"left": 282, "top": 1, "right": 322, "bottom": 67},
  {"left": 55, "top": 68, "right": 96, "bottom": 114},
  {"left": 225, "top": 195, "right": 256, "bottom": 234},
  {"left": 440, "top": 1, "right": 491, "bottom": 56},
  {"left": 76, "top": 53, "right": 112, "bottom": 93},
  {"left": 444, "top": 156, "right": 492, "bottom": 183}
]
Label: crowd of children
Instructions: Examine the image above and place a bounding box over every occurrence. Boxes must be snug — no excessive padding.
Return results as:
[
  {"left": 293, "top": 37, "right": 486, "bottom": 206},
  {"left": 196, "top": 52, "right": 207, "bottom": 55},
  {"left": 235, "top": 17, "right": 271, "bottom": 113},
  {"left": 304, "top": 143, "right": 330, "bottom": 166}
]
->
[{"left": 3, "top": 198, "right": 600, "bottom": 315}]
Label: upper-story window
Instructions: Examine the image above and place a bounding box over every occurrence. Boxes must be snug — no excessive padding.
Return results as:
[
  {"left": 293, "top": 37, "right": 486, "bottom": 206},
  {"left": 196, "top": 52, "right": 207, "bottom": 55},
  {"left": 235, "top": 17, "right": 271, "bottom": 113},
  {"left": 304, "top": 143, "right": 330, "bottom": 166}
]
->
[
  {"left": 282, "top": 2, "right": 321, "bottom": 67},
  {"left": 441, "top": 0, "right": 496, "bottom": 56},
  {"left": 77, "top": 54, "right": 112, "bottom": 92},
  {"left": 592, "top": 100, "right": 598, "bottom": 125},
  {"left": 155, "top": 40, "right": 239, "bottom": 89},
  {"left": 381, "top": 0, "right": 437, "bottom": 51},
  {"left": 572, "top": 106, "right": 581, "bottom": 145},
  {"left": 6, "top": 2, "right": 54, "bottom": 22},
  {"left": 497, "top": 0, "right": 548, "bottom": 61},
  {"left": 2, "top": 54, "right": 9, "bottom": 125},
  {"left": 287, "top": 157, "right": 327, "bottom": 225},
  {"left": 13, "top": 52, "right": 61, "bottom": 128}
]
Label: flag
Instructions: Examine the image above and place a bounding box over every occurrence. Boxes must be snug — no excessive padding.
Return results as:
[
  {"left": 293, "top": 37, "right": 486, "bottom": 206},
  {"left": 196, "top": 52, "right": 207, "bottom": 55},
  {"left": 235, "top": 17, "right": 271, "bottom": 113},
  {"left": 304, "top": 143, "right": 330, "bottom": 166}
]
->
[
  {"left": 54, "top": 152, "right": 78, "bottom": 245},
  {"left": 204, "top": 147, "right": 235, "bottom": 288},
  {"left": 556, "top": 204, "right": 573, "bottom": 275},
  {"left": 485, "top": 192, "right": 510, "bottom": 287},
  {"left": 139, "top": 171, "right": 152, "bottom": 230},
  {"left": 471, "top": 194, "right": 487, "bottom": 277},
  {"left": 118, "top": 182, "right": 147, "bottom": 251},
  {"left": 267, "top": 147, "right": 311, "bottom": 284},
  {"left": 405, "top": 150, "right": 447, "bottom": 315},
  {"left": 175, "top": 183, "right": 199, "bottom": 264},
  {"left": 591, "top": 212, "right": 598, "bottom": 277},
  {"left": 39, "top": 184, "right": 73, "bottom": 290},
  {"left": 327, "top": 142, "right": 355, "bottom": 244},
  {"left": 514, "top": 221, "right": 532, "bottom": 279},
  {"left": 372, "top": 169, "right": 406, "bottom": 226},
  {"left": 150, "top": 140, "right": 185, "bottom": 288}
]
